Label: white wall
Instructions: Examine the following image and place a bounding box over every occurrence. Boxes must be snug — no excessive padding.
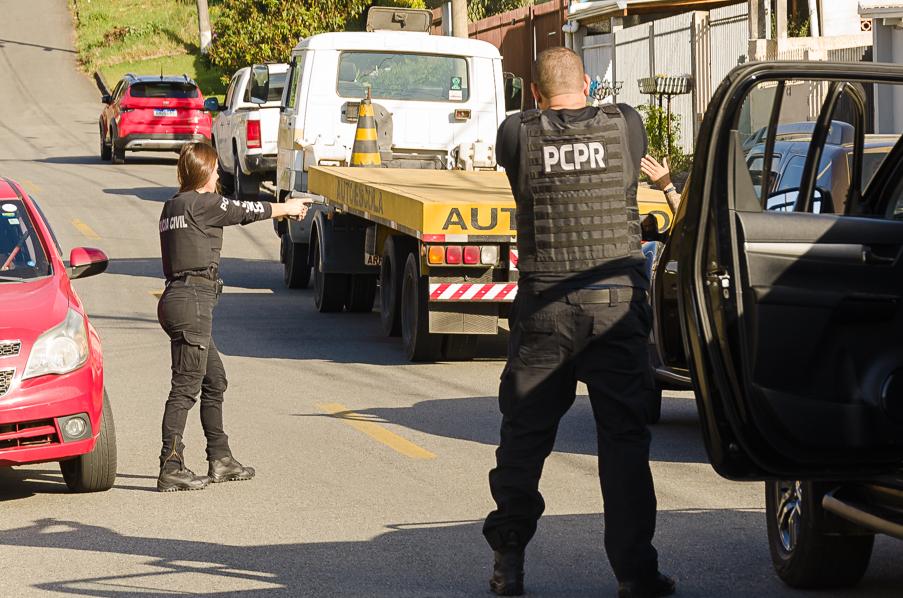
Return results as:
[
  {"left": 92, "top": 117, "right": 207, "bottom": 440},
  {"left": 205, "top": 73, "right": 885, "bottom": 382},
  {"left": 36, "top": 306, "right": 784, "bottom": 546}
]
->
[
  {"left": 872, "top": 22, "right": 903, "bottom": 133},
  {"left": 822, "top": 0, "right": 864, "bottom": 36}
]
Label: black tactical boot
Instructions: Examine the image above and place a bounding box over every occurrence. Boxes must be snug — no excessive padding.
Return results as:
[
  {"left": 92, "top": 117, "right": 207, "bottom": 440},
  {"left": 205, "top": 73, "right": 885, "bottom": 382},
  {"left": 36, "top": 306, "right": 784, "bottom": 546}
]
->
[
  {"left": 490, "top": 532, "right": 524, "bottom": 596},
  {"left": 617, "top": 572, "right": 676, "bottom": 598},
  {"left": 208, "top": 455, "right": 255, "bottom": 483},
  {"left": 157, "top": 460, "right": 209, "bottom": 492}
]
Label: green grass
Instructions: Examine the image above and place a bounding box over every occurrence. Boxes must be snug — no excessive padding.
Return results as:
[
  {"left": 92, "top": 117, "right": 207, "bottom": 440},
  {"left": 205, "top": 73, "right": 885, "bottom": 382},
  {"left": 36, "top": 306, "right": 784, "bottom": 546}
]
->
[{"left": 69, "top": 0, "right": 227, "bottom": 100}]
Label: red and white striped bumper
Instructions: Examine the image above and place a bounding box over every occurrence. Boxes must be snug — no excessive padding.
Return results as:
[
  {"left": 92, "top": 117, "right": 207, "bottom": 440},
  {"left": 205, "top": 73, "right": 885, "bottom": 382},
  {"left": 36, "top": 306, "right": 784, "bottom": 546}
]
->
[{"left": 429, "top": 282, "right": 517, "bottom": 302}]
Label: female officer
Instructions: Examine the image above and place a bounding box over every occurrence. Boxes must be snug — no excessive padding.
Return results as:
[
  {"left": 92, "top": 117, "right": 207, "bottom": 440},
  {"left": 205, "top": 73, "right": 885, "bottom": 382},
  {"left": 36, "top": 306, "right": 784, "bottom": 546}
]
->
[{"left": 156, "top": 142, "right": 307, "bottom": 492}]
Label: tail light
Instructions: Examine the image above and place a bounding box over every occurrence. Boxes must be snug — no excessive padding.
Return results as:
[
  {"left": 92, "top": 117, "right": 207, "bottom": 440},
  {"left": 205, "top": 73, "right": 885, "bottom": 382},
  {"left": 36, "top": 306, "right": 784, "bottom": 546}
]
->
[
  {"left": 426, "top": 245, "right": 500, "bottom": 266},
  {"left": 445, "top": 246, "right": 462, "bottom": 264},
  {"left": 246, "top": 120, "right": 261, "bottom": 149}
]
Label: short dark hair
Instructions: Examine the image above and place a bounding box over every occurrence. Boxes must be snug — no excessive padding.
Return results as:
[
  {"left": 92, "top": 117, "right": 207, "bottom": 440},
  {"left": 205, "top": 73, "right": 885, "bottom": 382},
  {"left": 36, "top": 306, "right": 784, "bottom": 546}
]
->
[
  {"left": 177, "top": 142, "right": 218, "bottom": 192},
  {"left": 534, "top": 47, "right": 586, "bottom": 98}
]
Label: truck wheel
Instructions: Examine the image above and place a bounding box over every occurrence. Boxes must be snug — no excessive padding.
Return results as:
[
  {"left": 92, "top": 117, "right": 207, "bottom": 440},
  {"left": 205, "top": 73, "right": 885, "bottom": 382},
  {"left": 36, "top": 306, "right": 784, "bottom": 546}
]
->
[
  {"left": 60, "top": 392, "right": 117, "bottom": 493},
  {"left": 99, "top": 123, "right": 111, "bottom": 161},
  {"left": 313, "top": 241, "right": 348, "bottom": 312},
  {"left": 111, "top": 126, "right": 125, "bottom": 165},
  {"left": 281, "top": 235, "right": 310, "bottom": 289},
  {"left": 401, "top": 253, "right": 442, "bottom": 361},
  {"left": 346, "top": 274, "right": 377, "bottom": 312},
  {"left": 443, "top": 334, "right": 479, "bottom": 360},
  {"left": 235, "top": 158, "right": 260, "bottom": 202},
  {"left": 379, "top": 237, "right": 405, "bottom": 336},
  {"left": 766, "top": 480, "right": 873, "bottom": 589}
]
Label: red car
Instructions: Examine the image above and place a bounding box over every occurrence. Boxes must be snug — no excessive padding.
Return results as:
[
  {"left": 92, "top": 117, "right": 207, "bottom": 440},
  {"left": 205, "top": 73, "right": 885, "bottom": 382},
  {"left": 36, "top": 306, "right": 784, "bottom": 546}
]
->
[
  {"left": 99, "top": 74, "right": 212, "bottom": 164},
  {"left": 0, "top": 178, "right": 115, "bottom": 492}
]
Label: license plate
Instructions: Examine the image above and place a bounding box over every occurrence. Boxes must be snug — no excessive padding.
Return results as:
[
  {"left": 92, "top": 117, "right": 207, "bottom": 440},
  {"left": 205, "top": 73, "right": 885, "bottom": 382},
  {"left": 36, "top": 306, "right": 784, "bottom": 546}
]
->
[{"left": 153, "top": 109, "right": 178, "bottom": 117}]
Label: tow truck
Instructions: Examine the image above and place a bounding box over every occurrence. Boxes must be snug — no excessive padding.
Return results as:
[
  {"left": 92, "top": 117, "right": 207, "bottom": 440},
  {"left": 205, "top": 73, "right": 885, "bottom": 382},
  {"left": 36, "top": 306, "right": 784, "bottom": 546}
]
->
[{"left": 261, "top": 7, "right": 673, "bottom": 361}]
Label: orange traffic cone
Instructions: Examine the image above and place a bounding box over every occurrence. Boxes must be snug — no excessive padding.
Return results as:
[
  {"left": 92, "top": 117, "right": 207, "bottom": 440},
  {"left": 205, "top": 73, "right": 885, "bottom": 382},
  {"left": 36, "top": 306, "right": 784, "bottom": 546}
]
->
[{"left": 350, "top": 87, "right": 381, "bottom": 167}]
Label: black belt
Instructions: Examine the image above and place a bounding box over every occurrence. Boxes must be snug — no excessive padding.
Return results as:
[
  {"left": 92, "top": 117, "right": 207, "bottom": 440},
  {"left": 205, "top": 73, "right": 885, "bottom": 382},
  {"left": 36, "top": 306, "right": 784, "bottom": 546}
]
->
[
  {"left": 570, "top": 286, "right": 647, "bottom": 306},
  {"left": 166, "top": 274, "right": 221, "bottom": 292}
]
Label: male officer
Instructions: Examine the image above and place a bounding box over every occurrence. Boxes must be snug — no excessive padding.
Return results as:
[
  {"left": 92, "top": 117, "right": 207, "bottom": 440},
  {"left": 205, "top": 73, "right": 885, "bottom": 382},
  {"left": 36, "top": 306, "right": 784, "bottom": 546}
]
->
[{"left": 483, "top": 47, "right": 674, "bottom": 598}]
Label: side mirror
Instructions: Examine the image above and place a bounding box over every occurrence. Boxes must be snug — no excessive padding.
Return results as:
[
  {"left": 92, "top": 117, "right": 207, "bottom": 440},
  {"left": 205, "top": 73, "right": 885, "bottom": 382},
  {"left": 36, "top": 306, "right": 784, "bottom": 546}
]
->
[
  {"left": 68, "top": 247, "right": 108, "bottom": 280},
  {"left": 203, "top": 97, "right": 221, "bottom": 112},
  {"left": 249, "top": 64, "right": 270, "bottom": 105},
  {"left": 503, "top": 73, "right": 524, "bottom": 114},
  {"left": 101, "top": 94, "right": 112, "bottom": 105}
]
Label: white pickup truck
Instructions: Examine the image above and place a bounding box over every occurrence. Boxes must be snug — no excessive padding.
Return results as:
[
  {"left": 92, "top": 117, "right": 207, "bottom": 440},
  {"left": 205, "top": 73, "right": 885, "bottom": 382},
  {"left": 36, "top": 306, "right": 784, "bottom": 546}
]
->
[{"left": 206, "top": 63, "right": 288, "bottom": 200}]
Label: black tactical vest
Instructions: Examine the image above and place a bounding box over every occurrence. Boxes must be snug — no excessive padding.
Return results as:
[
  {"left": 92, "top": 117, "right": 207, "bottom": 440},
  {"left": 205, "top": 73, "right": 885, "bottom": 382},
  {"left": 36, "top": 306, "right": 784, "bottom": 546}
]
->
[{"left": 514, "top": 105, "right": 642, "bottom": 274}]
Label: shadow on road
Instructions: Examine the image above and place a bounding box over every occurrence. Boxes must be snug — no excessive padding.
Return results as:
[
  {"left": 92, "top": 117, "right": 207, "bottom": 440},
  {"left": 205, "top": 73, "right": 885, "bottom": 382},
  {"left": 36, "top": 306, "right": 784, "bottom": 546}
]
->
[
  {"left": 104, "top": 186, "right": 175, "bottom": 202},
  {"left": 298, "top": 393, "right": 706, "bottom": 463},
  {"left": 0, "top": 511, "right": 899, "bottom": 597},
  {"left": 0, "top": 468, "right": 159, "bottom": 502},
  {"left": 40, "top": 155, "right": 179, "bottom": 166},
  {"left": 102, "top": 257, "right": 508, "bottom": 365}
]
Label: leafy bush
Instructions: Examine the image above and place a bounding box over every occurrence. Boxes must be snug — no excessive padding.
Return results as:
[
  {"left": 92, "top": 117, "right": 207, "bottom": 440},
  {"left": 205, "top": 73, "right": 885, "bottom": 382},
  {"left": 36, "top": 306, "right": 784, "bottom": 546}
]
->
[
  {"left": 637, "top": 103, "right": 691, "bottom": 181},
  {"left": 207, "top": 0, "right": 427, "bottom": 80}
]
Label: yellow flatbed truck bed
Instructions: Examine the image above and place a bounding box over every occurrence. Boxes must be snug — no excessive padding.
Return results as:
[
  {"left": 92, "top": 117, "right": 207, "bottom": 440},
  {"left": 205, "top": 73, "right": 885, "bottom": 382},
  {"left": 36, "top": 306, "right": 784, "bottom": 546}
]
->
[
  {"left": 305, "top": 165, "right": 673, "bottom": 362},
  {"left": 309, "top": 166, "right": 674, "bottom": 238},
  {"left": 308, "top": 166, "right": 518, "bottom": 240}
]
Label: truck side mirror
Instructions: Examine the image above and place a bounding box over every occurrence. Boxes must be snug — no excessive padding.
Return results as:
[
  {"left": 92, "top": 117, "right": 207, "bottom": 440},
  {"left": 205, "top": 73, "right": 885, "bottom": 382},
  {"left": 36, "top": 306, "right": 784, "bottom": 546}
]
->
[
  {"left": 503, "top": 73, "right": 524, "bottom": 114},
  {"left": 249, "top": 64, "right": 270, "bottom": 105},
  {"left": 203, "top": 97, "right": 221, "bottom": 112}
]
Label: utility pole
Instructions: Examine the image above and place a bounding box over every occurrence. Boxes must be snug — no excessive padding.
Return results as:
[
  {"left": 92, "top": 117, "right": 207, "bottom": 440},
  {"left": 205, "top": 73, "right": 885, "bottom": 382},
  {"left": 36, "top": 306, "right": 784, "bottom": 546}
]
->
[
  {"left": 196, "top": 0, "right": 212, "bottom": 54},
  {"left": 451, "top": 0, "right": 468, "bottom": 39}
]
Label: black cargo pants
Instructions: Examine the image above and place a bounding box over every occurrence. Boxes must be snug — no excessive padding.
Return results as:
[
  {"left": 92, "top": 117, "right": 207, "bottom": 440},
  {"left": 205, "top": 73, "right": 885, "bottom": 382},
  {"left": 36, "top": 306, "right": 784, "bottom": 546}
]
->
[
  {"left": 483, "top": 286, "right": 659, "bottom": 582},
  {"left": 157, "top": 277, "right": 230, "bottom": 465}
]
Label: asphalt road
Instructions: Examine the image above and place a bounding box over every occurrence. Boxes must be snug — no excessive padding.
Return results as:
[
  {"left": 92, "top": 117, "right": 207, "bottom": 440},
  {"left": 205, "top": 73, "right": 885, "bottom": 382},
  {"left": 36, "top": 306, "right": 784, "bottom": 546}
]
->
[{"left": 0, "top": 2, "right": 900, "bottom": 596}]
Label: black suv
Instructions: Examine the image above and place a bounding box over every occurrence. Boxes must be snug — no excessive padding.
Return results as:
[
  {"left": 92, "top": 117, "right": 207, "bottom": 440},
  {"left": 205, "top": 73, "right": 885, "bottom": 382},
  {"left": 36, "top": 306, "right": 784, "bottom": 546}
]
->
[{"left": 653, "top": 62, "right": 903, "bottom": 589}]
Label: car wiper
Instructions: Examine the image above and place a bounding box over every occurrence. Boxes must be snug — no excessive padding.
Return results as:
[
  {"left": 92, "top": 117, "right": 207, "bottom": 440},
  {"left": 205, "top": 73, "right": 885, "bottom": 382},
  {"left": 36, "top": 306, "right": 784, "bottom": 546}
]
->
[{"left": 0, "top": 275, "right": 27, "bottom": 282}]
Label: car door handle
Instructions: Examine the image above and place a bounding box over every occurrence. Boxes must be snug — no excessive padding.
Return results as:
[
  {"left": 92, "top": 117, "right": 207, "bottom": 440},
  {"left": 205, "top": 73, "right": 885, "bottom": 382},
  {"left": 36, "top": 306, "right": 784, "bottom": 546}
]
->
[{"left": 862, "top": 246, "right": 897, "bottom": 266}]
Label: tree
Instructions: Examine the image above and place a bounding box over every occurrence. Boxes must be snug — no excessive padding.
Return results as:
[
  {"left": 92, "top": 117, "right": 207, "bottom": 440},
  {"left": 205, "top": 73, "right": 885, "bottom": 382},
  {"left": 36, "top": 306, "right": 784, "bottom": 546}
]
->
[
  {"left": 207, "top": 0, "right": 425, "bottom": 79},
  {"left": 467, "top": 0, "right": 532, "bottom": 21},
  {"left": 196, "top": 0, "right": 212, "bottom": 54}
]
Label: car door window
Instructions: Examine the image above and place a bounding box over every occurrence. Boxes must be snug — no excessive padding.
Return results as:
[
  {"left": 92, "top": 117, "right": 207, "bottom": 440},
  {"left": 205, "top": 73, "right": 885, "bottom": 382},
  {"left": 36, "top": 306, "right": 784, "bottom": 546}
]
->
[
  {"left": 284, "top": 53, "right": 305, "bottom": 112},
  {"left": 738, "top": 80, "right": 872, "bottom": 215},
  {"left": 224, "top": 75, "right": 238, "bottom": 109}
]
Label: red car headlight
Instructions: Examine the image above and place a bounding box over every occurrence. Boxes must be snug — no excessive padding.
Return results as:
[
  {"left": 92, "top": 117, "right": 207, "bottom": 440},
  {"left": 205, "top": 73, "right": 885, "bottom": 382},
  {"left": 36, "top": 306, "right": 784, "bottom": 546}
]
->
[{"left": 23, "top": 309, "right": 89, "bottom": 380}]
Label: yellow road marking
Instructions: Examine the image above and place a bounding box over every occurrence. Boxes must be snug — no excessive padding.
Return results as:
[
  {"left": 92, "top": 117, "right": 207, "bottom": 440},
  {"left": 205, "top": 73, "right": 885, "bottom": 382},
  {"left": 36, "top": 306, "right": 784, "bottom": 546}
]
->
[
  {"left": 19, "top": 179, "right": 41, "bottom": 194},
  {"left": 72, "top": 218, "right": 100, "bottom": 240},
  {"left": 150, "top": 290, "right": 163, "bottom": 299},
  {"left": 317, "top": 402, "right": 436, "bottom": 460}
]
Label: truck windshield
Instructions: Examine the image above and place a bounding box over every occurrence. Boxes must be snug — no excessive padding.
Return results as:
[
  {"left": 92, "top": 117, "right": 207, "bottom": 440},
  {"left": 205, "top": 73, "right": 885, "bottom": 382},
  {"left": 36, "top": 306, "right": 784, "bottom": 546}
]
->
[
  {"left": 0, "top": 199, "right": 51, "bottom": 281},
  {"left": 337, "top": 52, "right": 469, "bottom": 102}
]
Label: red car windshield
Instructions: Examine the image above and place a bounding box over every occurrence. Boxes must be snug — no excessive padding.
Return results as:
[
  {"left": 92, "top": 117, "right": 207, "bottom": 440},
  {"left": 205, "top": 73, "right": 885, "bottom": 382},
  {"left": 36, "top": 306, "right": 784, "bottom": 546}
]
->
[
  {"left": 129, "top": 82, "right": 199, "bottom": 99},
  {"left": 0, "top": 200, "right": 51, "bottom": 280}
]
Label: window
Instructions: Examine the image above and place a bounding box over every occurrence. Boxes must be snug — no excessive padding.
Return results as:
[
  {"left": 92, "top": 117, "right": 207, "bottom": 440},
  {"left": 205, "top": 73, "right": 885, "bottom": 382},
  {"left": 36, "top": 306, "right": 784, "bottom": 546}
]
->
[
  {"left": 266, "top": 72, "right": 287, "bottom": 103},
  {"left": 336, "top": 52, "right": 469, "bottom": 102},
  {"left": 225, "top": 74, "right": 238, "bottom": 108},
  {"left": 737, "top": 79, "right": 874, "bottom": 215},
  {"left": 0, "top": 200, "right": 51, "bottom": 280},
  {"left": 284, "top": 53, "right": 305, "bottom": 111},
  {"left": 129, "top": 82, "right": 199, "bottom": 99}
]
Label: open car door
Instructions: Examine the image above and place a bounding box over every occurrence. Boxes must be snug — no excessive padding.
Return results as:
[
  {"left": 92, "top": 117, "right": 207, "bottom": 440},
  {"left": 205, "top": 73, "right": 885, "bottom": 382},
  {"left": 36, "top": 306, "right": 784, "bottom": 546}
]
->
[{"left": 678, "top": 62, "right": 903, "bottom": 480}]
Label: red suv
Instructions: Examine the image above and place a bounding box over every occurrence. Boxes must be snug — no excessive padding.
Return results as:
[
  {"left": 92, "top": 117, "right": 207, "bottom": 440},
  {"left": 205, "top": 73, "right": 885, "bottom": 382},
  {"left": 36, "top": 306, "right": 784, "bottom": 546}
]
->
[
  {"left": 99, "top": 75, "right": 212, "bottom": 164},
  {"left": 0, "top": 177, "right": 115, "bottom": 492}
]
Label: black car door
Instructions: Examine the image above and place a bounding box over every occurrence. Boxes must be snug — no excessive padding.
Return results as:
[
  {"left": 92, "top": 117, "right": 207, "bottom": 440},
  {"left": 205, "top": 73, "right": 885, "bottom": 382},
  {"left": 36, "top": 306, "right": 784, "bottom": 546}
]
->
[{"left": 676, "top": 62, "right": 903, "bottom": 480}]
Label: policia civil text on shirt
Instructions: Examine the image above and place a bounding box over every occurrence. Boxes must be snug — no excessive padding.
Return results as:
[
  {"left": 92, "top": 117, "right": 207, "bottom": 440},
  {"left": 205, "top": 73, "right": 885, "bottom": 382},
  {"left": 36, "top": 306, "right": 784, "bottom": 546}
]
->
[
  {"left": 483, "top": 48, "right": 674, "bottom": 598},
  {"left": 156, "top": 143, "right": 307, "bottom": 492}
]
